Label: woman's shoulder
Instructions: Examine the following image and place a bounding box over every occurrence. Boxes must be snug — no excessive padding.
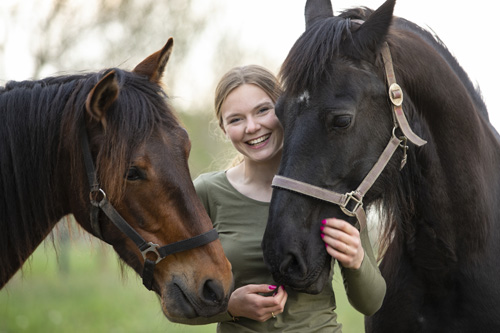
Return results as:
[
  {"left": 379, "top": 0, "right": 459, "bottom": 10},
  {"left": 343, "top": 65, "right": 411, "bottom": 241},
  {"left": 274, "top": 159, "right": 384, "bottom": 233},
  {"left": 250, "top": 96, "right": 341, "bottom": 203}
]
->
[
  {"left": 194, "top": 170, "right": 231, "bottom": 196},
  {"left": 194, "top": 170, "right": 226, "bottom": 187}
]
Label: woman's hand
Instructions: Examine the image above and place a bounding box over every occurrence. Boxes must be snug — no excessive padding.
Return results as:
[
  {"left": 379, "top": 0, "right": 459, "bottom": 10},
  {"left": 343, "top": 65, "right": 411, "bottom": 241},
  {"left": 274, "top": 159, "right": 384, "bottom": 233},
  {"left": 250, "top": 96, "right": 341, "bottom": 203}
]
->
[
  {"left": 321, "top": 218, "right": 364, "bottom": 269},
  {"left": 228, "top": 284, "right": 287, "bottom": 322}
]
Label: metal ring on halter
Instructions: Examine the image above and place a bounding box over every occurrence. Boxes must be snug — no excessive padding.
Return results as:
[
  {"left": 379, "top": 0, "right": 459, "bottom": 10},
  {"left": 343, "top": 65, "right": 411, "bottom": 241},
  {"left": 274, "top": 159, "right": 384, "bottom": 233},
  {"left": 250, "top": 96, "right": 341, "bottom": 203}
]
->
[
  {"left": 90, "top": 188, "right": 107, "bottom": 207},
  {"left": 392, "top": 127, "right": 409, "bottom": 169},
  {"left": 141, "top": 242, "right": 163, "bottom": 264}
]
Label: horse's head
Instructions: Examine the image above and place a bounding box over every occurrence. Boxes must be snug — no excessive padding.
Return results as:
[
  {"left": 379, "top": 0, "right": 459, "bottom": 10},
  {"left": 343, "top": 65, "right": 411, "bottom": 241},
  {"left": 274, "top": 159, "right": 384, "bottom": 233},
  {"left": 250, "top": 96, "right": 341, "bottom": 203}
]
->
[
  {"left": 71, "top": 39, "right": 233, "bottom": 320},
  {"left": 262, "top": 0, "right": 403, "bottom": 293}
]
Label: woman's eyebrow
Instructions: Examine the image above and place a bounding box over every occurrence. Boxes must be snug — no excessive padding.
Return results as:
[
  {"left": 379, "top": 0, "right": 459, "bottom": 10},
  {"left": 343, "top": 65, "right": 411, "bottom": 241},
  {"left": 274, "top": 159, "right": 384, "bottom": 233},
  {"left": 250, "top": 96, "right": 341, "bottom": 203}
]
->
[{"left": 253, "top": 100, "right": 274, "bottom": 110}]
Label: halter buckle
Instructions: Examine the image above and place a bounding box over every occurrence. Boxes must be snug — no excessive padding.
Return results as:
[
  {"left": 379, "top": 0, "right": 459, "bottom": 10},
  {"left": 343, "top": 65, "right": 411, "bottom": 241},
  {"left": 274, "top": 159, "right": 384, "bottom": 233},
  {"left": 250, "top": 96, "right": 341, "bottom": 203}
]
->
[
  {"left": 389, "top": 83, "right": 403, "bottom": 106},
  {"left": 141, "top": 242, "right": 162, "bottom": 264},
  {"left": 340, "top": 191, "right": 363, "bottom": 217}
]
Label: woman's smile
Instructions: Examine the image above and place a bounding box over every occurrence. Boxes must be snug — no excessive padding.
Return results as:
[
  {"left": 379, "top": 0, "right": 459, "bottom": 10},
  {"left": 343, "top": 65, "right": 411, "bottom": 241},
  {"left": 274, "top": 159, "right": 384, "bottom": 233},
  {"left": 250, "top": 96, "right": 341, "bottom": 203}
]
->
[{"left": 246, "top": 133, "right": 271, "bottom": 147}]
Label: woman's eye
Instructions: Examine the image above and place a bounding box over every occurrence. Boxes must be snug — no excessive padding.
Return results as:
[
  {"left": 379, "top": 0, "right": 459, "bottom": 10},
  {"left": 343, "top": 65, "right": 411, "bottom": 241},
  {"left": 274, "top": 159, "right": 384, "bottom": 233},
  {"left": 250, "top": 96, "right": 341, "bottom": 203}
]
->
[
  {"left": 126, "top": 167, "right": 143, "bottom": 181},
  {"left": 333, "top": 115, "right": 352, "bottom": 128},
  {"left": 228, "top": 118, "right": 240, "bottom": 124}
]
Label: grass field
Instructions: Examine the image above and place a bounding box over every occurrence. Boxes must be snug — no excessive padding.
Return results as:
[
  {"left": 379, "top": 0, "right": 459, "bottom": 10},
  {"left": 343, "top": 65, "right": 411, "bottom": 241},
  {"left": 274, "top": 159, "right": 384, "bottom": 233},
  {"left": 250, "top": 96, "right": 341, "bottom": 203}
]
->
[{"left": 0, "top": 232, "right": 364, "bottom": 333}]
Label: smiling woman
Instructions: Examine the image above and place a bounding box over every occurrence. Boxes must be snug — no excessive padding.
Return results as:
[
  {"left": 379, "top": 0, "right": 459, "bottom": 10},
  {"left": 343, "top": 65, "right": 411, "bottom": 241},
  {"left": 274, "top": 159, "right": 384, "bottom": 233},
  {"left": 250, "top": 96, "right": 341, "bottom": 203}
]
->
[
  {"left": 220, "top": 83, "right": 283, "bottom": 167},
  {"left": 175, "top": 65, "right": 290, "bottom": 331}
]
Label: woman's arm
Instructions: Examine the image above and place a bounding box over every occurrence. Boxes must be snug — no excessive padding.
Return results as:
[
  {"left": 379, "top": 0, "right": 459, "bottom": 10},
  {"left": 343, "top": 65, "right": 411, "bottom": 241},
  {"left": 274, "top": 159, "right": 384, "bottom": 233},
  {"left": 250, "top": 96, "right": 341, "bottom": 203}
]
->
[{"left": 321, "top": 218, "right": 386, "bottom": 316}]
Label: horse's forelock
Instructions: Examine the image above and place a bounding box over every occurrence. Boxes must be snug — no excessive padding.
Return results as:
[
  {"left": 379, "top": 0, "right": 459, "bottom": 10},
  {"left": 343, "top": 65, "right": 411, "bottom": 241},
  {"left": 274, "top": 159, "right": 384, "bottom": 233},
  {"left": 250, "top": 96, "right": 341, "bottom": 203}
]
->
[
  {"left": 92, "top": 70, "right": 176, "bottom": 202},
  {"left": 56, "top": 69, "right": 175, "bottom": 203},
  {"left": 280, "top": 16, "right": 353, "bottom": 97}
]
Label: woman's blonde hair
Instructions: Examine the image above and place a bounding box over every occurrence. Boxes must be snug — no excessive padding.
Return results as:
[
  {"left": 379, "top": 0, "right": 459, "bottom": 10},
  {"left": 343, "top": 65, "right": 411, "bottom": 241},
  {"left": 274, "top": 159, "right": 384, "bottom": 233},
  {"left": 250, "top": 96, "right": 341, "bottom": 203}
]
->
[{"left": 214, "top": 65, "right": 282, "bottom": 130}]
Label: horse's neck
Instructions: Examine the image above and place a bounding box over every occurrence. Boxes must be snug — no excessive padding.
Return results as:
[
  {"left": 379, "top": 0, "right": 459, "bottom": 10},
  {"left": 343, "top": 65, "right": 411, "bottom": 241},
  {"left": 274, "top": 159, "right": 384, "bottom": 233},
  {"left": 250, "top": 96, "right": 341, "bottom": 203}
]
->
[
  {"left": 396, "top": 39, "right": 500, "bottom": 185},
  {"left": 387, "top": 41, "right": 500, "bottom": 266},
  {"left": 418, "top": 108, "right": 498, "bottom": 261}
]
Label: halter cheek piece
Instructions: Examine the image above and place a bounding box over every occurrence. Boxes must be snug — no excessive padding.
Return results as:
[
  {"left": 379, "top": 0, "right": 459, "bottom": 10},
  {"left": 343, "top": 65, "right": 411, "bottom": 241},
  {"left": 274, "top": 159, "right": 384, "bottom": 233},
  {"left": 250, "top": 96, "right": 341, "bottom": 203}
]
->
[
  {"left": 80, "top": 122, "right": 218, "bottom": 291},
  {"left": 272, "top": 42, "right": 427, "bottom": 232}
]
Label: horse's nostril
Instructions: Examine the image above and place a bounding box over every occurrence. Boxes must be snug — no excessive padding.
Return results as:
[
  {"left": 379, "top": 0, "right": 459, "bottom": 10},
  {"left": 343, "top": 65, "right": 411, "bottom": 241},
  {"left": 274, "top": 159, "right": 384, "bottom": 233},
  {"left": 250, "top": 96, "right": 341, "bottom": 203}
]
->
[
  {"left": 202, "top": 279, "right": 224, "bottom": 304},
  {"left": 279, "top": 252, "right": 307, "bottom": 279}
]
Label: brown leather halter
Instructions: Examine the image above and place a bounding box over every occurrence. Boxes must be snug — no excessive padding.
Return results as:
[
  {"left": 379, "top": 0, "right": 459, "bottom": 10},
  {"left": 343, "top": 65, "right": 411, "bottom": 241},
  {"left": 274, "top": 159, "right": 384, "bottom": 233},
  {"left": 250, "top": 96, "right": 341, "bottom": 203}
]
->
[{"left": 272, "top": 42, "right": 427, "bottom": 231}]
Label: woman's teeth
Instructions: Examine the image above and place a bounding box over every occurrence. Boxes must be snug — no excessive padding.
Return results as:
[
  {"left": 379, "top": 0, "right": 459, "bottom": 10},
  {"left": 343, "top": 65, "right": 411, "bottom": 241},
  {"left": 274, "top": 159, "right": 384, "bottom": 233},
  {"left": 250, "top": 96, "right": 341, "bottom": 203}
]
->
[{"left": 247, "top": 134, "right": 270, "bottom": 145}]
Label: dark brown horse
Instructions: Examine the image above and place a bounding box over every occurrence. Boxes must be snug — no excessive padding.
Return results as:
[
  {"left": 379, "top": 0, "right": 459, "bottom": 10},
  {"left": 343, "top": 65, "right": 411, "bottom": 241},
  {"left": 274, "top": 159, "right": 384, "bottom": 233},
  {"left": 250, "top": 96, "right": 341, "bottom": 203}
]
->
[
  {"left": 262, "top": 0, "right": 500, "bottom": 331},
  {"left": 0, "top": 38, "right": 233, "bottom": 321}
]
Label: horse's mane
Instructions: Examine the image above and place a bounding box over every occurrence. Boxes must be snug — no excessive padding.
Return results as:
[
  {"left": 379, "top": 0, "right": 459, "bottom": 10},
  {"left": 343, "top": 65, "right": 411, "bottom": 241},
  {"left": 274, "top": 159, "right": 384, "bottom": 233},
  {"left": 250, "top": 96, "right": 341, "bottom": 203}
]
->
[{"left": 0, "top": 69, "right": 177, "bottom": 279}]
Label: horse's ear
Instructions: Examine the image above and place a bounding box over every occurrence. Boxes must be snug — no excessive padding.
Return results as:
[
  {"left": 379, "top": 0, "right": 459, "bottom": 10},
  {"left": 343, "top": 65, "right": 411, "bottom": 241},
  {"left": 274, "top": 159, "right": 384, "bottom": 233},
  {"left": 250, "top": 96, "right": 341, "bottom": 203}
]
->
[
  {"left": 133, "top": 37, "right": 173, "bottom": 83},
  {"left": 305, "top": 0, "right": 334, "bottom": 29},
  {"left": 85, "top": 70, "right": 119, "bottom": 129},
  {"left": 353, "top": 0, "right": 396, "bottom": 54}
]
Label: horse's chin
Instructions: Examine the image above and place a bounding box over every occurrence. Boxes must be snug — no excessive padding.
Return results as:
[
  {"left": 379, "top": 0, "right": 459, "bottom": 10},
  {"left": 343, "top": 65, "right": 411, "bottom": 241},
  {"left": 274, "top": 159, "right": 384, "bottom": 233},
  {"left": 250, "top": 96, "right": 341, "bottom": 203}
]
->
[
  {"left": 160, "top": 276, "right": 231, "bottom": 320},
  {"left": 280, "top": 262, "right": 331, "bottom": 295}
]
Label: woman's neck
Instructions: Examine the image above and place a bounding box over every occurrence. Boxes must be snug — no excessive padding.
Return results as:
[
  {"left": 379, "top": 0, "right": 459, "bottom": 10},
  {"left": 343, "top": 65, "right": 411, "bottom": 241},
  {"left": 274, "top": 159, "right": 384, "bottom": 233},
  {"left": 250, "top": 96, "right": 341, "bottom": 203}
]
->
[{"left": 226, "top": 152, "right": 282, "bottom": 202}]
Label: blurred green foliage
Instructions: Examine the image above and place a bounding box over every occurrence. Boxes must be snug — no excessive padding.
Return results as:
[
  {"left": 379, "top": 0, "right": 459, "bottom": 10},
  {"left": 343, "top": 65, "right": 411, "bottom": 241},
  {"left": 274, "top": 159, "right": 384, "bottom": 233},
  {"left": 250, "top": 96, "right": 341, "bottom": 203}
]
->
[
  {"left": 178, "top": 110, "right": 235, "bottom": 178},
  {"left": 0, "top": 236, "right": 216, "bottom": 333},
  {"left": 0, "top": 236, "right": 364, "bottom": 333}
]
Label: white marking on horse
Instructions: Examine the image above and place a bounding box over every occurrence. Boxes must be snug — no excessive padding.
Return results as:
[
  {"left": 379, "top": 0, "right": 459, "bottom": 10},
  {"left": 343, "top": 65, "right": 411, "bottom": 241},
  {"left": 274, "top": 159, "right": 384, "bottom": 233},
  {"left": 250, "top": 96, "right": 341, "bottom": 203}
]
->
[{"left": 297, "top": 90, "right": 310, "bottom": 104}]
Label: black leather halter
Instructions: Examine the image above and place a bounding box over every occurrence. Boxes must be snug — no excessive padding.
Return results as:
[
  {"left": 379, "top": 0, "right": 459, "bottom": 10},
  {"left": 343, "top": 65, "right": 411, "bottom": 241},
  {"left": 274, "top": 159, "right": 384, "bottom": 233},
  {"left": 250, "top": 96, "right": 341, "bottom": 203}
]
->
[{"left": 79, "top": 121, "right": 219, "bottom": 290}]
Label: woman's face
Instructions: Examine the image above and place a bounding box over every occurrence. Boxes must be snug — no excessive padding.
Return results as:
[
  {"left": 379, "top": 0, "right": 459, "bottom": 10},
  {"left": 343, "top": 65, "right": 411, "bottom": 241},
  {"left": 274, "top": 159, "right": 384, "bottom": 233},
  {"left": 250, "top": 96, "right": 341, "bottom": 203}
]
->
[{"left": 221, "top": 84, "right": 283, "bottom": 163}]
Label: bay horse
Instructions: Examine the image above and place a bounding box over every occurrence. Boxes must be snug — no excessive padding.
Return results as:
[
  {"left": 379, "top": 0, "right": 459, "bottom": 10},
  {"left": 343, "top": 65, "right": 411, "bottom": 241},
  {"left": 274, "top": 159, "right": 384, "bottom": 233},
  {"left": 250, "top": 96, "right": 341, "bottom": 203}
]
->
[
  {"left": 0, "top": 38, "right": 233, "bottom": 321},
  {"left": 262, "top": 0, "right": 500, "bottom": 331}
]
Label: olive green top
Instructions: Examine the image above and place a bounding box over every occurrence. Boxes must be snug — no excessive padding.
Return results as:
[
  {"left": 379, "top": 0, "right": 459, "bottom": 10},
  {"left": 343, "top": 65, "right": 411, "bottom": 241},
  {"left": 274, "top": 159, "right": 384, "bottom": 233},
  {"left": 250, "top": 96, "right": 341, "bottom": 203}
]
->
[{"left": 175, "top": 171, "right": 385, "bottom": 332}]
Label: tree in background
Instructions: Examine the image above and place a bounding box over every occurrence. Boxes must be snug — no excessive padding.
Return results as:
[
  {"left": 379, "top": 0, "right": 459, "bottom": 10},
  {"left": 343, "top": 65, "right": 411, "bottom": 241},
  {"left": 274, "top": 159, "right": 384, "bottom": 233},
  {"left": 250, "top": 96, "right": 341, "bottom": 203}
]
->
[
  {"left": 2, "top": 0, "right": 211, "bottom": 84},
  {"left": 0, "top": 0, "right": 268, "bottom": 176}
]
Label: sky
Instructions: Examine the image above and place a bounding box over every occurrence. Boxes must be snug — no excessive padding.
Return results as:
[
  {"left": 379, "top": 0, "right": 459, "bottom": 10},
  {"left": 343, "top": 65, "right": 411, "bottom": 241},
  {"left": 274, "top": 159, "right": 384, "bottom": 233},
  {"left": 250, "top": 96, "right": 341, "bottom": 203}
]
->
[
  {"left": 1, "top": 0, "right": 498, "bottom": 130},
  {"left": 200, "top": 0, "right": 499, "bottom": 129}
]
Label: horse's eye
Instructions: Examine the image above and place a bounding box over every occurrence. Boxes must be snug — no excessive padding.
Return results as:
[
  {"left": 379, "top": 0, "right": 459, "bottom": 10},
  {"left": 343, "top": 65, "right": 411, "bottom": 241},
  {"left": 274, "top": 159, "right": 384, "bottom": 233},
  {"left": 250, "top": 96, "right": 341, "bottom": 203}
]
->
[
  {"left": 126, "top": 167, "right": 143, "bottom": 181},
  {"left": 333, "top": 115, "right": 352, "bottom": 128}
]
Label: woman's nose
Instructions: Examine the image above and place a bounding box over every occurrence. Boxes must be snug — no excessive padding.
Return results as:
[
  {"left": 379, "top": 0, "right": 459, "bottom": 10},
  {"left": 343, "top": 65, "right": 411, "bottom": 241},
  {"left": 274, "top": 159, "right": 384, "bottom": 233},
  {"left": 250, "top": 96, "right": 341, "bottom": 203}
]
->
[{"left": 246, "top": 117, "right": 261, "bottom": 133}]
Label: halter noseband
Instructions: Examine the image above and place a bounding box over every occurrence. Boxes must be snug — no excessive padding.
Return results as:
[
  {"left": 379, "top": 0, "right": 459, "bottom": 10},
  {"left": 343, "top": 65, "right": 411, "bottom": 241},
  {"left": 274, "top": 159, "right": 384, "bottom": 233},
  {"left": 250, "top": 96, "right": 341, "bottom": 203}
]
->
[
  {"left": 272, "top": 42, "right": 427, "bottom": 231},
  {"left": 80, "top": 122, "right": 218, "bottom": 291}
]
